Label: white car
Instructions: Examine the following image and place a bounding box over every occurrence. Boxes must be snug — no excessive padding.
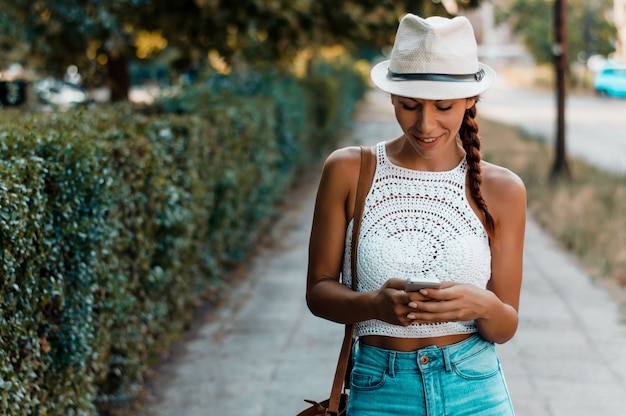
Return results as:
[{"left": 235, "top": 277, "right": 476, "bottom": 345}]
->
[{"left": 33, "top": 77, "right": 88, "bottom": 106}]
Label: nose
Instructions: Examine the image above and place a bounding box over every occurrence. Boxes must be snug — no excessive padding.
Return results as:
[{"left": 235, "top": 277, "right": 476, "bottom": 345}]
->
[{"left": 417, "top": 104, "right": 437, "bottom": 133}]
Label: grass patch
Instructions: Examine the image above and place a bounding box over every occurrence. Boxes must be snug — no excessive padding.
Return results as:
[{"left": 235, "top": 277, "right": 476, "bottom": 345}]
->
[{"left": 479, "top": 117, "right": 626, "bottom": 317}]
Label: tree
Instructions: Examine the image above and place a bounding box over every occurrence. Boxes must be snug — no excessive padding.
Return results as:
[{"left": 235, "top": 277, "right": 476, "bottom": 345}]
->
[
  {"left": 0, "top": 0, "right": 481, "bottom": 101},
  {"left": 497, "top": 0, "right": 616, "bottom": 68},
  {"left": 0, "top": 0, "right": 155, "bottom": 101},
  {"left": 130, "top": 0, "right": 479, "bottom": 70}
]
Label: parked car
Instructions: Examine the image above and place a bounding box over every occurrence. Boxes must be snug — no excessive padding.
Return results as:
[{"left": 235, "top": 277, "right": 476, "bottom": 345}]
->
[
  {"left": 594, "top": 65, "right": 626, "bottom": 97},
  {"left": 33, "top": 77, "right": 88, "bottom": 107}
]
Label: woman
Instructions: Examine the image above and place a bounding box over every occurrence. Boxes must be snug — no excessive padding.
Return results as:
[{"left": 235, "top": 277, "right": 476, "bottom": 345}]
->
[{"left": 306, "top": 14, "right": 526, "bottom": 415}]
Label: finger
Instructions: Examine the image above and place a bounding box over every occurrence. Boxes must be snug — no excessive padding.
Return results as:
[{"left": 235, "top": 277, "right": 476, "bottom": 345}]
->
[
  {"left": 408, "top": 299, "right": 457, "bottom": 316},
  {"left": 417, "top": 288, "right": 437, "bottom": 299},
  {"left": 409, "top": 303, "right": 475, "bottom": 323},
  {"left": 407, "top": 299, "right": 436, "bottom": 309},
  {"left": 405, "top": 300, "right": 441, "bottom": 320},
  {"left": 406, "top": 292, "right": 432, "bottom": 304},
  {"left": 417, "top": 286, "right": 455, "bottom": 300}
]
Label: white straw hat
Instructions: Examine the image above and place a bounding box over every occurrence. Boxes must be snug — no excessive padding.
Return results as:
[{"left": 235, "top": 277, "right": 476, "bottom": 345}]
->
[{"left": 370, "top": 14, "right": 496, "bottom": 100}]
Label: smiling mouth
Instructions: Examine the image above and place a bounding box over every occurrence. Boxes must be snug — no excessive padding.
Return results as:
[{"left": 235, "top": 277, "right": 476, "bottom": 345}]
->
[
  {"left": 415, "top": 133, "right": 443, "bottom": 144},
  {"left": 408, "top": 129, "right": 443, "bottom": 144},
  {"left": 420, "top": 137, "right": 437, "bottom": 143}
]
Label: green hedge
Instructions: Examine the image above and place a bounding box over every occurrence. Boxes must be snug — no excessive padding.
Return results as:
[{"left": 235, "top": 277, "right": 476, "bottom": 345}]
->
[
  {"left": 0, "top": 66, "right": 366, "bottom": 414},
  {"left": 0, "top": 123, "right": 109, "bottom": 413}
]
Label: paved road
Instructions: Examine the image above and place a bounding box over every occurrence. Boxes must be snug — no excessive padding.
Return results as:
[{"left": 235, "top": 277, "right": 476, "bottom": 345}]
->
[
  {"left": 479, "top": 76, "right": 626, "bottom": 174},
  {"left": 141, "top": 86, "right": 626, "bottom": 416}
]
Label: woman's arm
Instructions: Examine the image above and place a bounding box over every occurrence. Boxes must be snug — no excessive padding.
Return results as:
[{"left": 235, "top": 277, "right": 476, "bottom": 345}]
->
[
  {"left": 406, "top": 163, "right": 527, "bottom": 343},
  {"left": 477, "top": 164, "right": 527, "bottom": 343},
  {"left": 306, "top": 146, "right": 416, "bottom": 326}
]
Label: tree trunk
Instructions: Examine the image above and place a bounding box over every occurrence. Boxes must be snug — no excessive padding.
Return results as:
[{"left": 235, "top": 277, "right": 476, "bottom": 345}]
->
[{"left": 107, "top": 53, "right": 131, "bottom": 102}]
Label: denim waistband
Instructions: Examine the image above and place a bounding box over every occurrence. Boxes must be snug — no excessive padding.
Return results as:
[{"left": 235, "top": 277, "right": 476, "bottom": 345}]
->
[{"left": 355, "top": 334, "right": 492, "bottom": 374}]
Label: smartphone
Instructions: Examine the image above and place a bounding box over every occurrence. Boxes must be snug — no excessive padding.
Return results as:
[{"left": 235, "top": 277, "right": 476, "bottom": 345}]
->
[{"left": 405, "top": 279, "right": 441, "bottom": 292}]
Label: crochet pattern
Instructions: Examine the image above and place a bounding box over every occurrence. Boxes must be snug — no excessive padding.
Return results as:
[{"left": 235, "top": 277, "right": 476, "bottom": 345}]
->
[{"left": 343, "top": 142, "right": 491, "bottom": 338}]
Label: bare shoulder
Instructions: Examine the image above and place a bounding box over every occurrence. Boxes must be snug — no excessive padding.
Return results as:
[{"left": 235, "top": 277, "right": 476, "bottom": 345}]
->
[
  {"left": 321, "top": 145, "right": 373, "bottom": 183},
  {"left": 481, "top": 161, "right": 525, "bottom": 195},
  {"left": 480, "top": 161, "right": 527, "bottom": 215},
  {"left": 317, "top": 145, "right": 365, "bottom": 196},
  {"left": 316, "top": 145, "right": 372, "bottom": 221},
  {"left": 324, "top": 145, "right": 362, "bottom": 169}
]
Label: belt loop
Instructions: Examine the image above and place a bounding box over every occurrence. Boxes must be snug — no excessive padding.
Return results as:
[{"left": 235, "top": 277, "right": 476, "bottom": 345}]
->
[
  {"left": 388, "top": 351, "right": 396, "bottom": 377},
  {"left": 442, "top": 346, "right": 453, "bottom": 372}
]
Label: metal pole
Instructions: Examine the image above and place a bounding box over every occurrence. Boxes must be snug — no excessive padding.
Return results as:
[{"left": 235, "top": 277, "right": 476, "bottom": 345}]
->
[{"left": 551, "top": 0, "right": 571, "bottom": 181}]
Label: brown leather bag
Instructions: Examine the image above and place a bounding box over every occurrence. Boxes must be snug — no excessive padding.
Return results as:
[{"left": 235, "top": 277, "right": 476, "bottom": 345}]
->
[{"left": 297, "top": 146, "right": 376, "bottom": 416}]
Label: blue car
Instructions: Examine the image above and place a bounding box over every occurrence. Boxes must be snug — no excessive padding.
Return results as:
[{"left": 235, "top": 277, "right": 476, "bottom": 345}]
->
[{"left": 594, "top": 65, "right": 626, "bottom": 97}]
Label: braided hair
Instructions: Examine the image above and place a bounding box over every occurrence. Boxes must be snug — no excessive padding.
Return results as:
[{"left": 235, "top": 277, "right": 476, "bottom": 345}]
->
[{"left": 459, "top": 99, "right": 496, "bottom": 240}]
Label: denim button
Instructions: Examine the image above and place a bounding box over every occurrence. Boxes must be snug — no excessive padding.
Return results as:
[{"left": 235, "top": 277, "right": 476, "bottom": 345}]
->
[{"left": 420, "top": 355, "right": 429, "bottom": 365}]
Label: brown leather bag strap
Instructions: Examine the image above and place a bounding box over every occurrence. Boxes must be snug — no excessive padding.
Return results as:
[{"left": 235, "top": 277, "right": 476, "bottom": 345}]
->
[
  {"left": 327, "top": 145, "right": 376, "bottom": 415},
  {"left": 351, "top": 146, "right": 375, "bottom": 291}
]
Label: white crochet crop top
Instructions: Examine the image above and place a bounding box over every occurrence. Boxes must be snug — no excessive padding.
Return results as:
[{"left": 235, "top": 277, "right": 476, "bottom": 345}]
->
[{"left": 342, "top": 142, "right": 491, "bottom": 339}]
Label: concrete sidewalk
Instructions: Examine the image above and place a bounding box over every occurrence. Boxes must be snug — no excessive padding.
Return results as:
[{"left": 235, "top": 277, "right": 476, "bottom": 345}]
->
[{"left": 142, "top": 89, "right": 626, "bottom": 416}]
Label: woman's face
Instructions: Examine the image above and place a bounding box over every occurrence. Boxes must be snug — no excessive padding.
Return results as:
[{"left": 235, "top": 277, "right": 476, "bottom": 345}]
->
[{"left": 392, "top": 95, "right": 475, "bottom": 160}]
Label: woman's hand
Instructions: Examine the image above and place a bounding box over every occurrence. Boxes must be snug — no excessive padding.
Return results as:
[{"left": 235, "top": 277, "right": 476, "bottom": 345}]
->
[
  {"left": 404, "top": 282, "right": 497, "bottom": 324},
  {"left": 373, "top": 278, "right": 434, "bottom": 326}
]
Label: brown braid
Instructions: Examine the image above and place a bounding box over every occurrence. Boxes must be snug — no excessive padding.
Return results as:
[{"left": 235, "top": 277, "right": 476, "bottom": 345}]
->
[{"left": 459, "top": 99, "right": 496, "bottom": 241}]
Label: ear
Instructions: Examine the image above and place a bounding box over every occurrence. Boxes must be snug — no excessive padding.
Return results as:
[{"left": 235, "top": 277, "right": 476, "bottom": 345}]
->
[{"left": 465, "top": 97, "right": 476, "bottom": 109}]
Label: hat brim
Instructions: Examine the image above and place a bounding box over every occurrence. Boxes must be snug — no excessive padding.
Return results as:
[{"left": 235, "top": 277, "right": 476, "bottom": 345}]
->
[{"left": 370, "top": 59, "right": 496, "bottom": 100}]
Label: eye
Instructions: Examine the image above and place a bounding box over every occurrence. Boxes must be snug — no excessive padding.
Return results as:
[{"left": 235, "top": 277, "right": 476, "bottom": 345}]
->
[
  {"left": 402, "top": 103, "right": 417, "bottom": 110},
  {"left": 436, "top": 103, "right": 453, "bottom": 111}
]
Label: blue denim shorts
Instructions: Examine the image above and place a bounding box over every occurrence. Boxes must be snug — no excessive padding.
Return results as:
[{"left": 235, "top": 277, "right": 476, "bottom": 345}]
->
[{"left": 346, "top": 334, "right": 514, "bottom": 416}]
